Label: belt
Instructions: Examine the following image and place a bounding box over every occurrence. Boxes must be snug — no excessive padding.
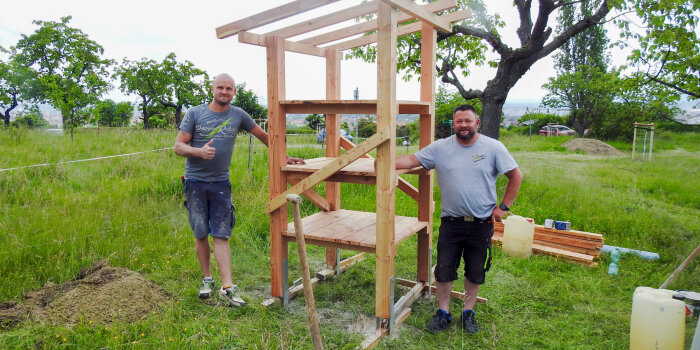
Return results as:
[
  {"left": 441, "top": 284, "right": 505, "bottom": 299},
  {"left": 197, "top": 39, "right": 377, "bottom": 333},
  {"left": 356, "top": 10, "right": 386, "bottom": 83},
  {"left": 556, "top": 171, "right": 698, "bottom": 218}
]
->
[{"left": 442, "top": 216, "right": 492, "bottom": 224}]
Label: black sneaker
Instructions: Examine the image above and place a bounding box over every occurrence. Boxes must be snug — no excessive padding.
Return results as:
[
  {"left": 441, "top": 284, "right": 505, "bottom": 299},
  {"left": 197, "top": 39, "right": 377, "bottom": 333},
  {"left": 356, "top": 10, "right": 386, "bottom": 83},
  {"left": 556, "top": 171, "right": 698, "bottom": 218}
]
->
[
  {"left": 461, "top": 309, "right": 479, "bottom": 334},
  {"left": 426, "top": 309, "right": 452, "bottom": 333}
]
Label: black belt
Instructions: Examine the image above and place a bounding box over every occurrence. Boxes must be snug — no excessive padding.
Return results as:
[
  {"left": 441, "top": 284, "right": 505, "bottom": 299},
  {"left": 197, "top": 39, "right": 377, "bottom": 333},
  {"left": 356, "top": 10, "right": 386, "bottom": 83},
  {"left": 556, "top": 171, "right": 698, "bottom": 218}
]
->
[{"left": 442, "top": 216, "right": 492, "bottom": 224}]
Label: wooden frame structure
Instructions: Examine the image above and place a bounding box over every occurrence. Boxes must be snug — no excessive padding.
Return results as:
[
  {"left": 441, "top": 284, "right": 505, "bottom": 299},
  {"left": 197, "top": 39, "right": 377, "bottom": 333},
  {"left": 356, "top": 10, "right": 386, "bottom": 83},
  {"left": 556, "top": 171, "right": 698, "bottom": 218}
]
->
[
  {"left": 216, "top": 0, "right": 471, "bottom": 343},
  {"left": 632, "top": 122, "right": 655, "bottom": 161}
]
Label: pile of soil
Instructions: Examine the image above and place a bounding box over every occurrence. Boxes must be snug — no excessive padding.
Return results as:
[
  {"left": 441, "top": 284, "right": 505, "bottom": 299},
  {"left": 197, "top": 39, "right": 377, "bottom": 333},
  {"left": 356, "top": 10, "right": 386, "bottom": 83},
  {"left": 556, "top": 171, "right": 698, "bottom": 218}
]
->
[
  {"left": 0, "top": 260, "right": 168, "bottom": 329},
  {"left": 562, "top": 138, "right": 625, "bottom": 156}
]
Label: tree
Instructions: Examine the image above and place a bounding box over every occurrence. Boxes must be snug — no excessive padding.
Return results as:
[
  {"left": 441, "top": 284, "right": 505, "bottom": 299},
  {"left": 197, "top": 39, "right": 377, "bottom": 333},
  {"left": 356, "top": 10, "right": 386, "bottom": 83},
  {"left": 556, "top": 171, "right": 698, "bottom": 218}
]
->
[
  {"left": 543, "top": 66, "right": 618, "bottom": 136},
  {"left": 619, "top": 0, "right": 699, "bottom": 100},
  {"left": 305, "top": 113, "right": 324, "bottom": 131},
  {"left": 544, "top": 0, "right": 611, "bottom": 136},
  {"left": 11, "top": 105, "right": 48, "bottom": 128},
  {"left": 0, "top": 56, "right": 37, "bottom": 126},
  {"left": 115, "top": 57, "right": 159, "bottom": 129},
  {"left": 356, "top": 116, "right": 377, "bottom": 138},
  {"left": 351, "top": 0, "right": 618, "bottom": 139},
  {"left": 13, "top": 16, "right": 112, "bottom": 139},
  {"left": 153, "top": 53, "right": 210, "bottom": 127},
  {"left": 91, "top": 99, "right": 133, "bottom": 127},
  {"left": 232, "top": 83, "right": 267, "bottom": 120}
]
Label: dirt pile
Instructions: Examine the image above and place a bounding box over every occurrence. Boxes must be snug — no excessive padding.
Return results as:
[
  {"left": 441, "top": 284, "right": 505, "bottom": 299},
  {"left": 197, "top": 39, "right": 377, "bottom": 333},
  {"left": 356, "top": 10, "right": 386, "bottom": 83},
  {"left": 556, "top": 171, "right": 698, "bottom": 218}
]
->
[
  {"left": 0, "top": 260, "right": 168, "bottom": 329},
  {"left": 562, "top": 138, "right": 625, "bottom": 156}
]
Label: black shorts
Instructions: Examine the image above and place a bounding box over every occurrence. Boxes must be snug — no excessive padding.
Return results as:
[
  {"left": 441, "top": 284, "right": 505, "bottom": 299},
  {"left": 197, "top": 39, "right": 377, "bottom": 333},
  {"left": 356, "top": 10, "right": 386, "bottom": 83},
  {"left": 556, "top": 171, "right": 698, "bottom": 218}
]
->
[{"left": 435, "top": 217, "right": 494, "bottom": 285}]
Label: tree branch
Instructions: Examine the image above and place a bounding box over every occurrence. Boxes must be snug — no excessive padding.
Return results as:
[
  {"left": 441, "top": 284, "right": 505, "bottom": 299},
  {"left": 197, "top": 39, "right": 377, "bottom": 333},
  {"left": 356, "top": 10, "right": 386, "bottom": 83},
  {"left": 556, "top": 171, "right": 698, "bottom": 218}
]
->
[
  {"left": 514, "top": 0, "right": 533, "bottom": 45},
  {"left": 451, "top": 25, "right": 511, "bottom": 56},
  {"left": 646, "top": 74, "right": 700, "bottom": 99}
]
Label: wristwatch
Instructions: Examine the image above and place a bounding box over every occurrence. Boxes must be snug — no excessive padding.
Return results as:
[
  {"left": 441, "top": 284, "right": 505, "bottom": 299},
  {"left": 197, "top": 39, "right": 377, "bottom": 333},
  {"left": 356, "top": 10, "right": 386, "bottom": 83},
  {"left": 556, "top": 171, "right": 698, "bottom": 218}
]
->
[{"left": 499, "top": 203, "right": 510, "bottom": 211}]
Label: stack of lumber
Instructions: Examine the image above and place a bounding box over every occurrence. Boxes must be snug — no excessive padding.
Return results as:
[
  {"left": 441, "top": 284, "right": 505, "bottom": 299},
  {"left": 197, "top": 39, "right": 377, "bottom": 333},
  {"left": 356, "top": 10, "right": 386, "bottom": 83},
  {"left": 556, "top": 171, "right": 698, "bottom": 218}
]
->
[{"left": 492, "top": 222, "right": 604, "bottom": 266}]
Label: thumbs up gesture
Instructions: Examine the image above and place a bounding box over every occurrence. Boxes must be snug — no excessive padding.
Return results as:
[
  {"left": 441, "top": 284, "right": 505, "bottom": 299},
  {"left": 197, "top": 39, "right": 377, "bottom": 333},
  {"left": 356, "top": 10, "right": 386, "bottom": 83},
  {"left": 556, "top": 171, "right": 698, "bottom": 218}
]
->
[{"left": 200, "top": 139, "right": 216, "bottom": 160}]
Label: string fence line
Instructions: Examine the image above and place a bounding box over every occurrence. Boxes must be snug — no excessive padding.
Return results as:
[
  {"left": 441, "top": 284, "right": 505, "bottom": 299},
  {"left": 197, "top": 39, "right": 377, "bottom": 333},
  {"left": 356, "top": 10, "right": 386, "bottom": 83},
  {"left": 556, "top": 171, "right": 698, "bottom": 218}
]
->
[{"left": 0, "top": 147, "right": 174, "bottom": 173}]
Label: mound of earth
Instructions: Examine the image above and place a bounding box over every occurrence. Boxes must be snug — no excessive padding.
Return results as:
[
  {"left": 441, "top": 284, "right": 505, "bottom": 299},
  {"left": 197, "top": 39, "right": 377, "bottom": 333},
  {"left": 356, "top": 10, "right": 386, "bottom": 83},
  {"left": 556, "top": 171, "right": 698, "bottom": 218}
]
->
[
  {"left": 562, "top": 138, "right": 625, "bottom": 156},
  {"left": 0, "top": 260, "right": 168, "bottom": 329}
]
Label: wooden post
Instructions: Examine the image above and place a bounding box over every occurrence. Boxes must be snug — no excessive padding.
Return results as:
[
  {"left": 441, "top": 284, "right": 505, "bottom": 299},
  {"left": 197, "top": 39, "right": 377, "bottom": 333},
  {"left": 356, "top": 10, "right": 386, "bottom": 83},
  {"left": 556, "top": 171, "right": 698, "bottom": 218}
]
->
[
  {"left": 648, "top": 124, "right": 654, "bottom": 161},
  {"left": 267, "top": 35, "right": 289, "bottom": 298},
  {"left": 417, "top": 21, "right": 436, "bottom": 284},
  {"left": 375, "top": 1, "right": 397, "bottom": 323},
  {"left": 287, "top": 194, "right": 324, "bottom": 350},
  {"left": 659, "top": 243, "right": 700, "bottom": 289},
  {"left": 632, "top": 123, "right": 638, "bottom": 160},
  {"left": 325, "top": 48, "right": 342, "bottom": 267}
]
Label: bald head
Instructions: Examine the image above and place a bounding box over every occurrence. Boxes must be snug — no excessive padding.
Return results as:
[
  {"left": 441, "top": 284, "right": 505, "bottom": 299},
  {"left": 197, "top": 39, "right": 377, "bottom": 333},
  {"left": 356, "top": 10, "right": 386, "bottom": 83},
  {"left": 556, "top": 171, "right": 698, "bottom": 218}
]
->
[{"left": 212, "top": 73, "right": 235, "bottom": 87}]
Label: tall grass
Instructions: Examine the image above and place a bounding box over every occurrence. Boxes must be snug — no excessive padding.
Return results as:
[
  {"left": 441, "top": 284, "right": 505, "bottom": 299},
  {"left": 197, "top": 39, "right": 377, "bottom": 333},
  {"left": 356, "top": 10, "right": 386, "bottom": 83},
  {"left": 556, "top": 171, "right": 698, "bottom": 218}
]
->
[{"left": 0, "top": 129, "right": 698, "bottom": 349}]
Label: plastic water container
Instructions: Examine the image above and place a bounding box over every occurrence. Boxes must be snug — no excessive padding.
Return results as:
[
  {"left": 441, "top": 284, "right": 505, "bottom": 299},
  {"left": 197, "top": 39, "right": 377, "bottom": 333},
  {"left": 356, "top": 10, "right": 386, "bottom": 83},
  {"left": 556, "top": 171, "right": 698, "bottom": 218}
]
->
[
  {"left": 501, "top": 215, "right": 535, "bottom": 258},
  {"left": 630, "top": 287, "right": 686, "bottom": 350}
]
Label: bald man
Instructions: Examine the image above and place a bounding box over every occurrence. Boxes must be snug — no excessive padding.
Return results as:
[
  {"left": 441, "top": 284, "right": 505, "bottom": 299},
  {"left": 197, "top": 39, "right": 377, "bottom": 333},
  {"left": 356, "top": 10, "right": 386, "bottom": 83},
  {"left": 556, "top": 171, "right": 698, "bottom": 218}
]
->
[{"left": 174, "top": 74, "right": 304, "bottom": 307}]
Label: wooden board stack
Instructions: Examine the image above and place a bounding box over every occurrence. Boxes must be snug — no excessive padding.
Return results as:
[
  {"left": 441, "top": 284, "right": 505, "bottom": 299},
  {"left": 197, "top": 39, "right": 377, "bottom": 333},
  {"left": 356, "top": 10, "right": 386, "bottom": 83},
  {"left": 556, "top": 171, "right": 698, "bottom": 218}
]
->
[{"left": 492, "top": 222, "right": 604, "bottom": 266}]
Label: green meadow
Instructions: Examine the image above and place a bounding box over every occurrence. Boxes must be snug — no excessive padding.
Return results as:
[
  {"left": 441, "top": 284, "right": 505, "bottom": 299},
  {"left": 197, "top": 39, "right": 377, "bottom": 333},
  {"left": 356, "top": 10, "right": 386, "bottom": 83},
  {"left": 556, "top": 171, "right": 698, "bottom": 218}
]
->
[{"left": 0, "top": 128, "right": 698, "bottom": 349}]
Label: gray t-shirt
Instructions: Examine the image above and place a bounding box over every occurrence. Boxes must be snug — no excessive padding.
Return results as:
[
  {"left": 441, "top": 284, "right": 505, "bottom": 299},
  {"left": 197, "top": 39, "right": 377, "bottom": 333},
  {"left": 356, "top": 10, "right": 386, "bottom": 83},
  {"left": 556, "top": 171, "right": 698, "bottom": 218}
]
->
[
  {"left": 179, "top": 104, "right": 256, "bottom": 182},
  {"left": 414, "top": 134, "right": 518, "bottom": 218}
]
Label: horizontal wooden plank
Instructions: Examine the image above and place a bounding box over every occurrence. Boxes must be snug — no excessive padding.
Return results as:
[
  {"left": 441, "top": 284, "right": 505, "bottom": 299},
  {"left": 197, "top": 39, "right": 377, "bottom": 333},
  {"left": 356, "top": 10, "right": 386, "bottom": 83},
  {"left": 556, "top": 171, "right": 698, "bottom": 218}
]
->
[
  {"left": 491, "top": 235, "right": 596, "bottom": 265},
  {"left": 299, "top": 0, "right": 457, "bottom": 46},
  {"left": 283, "top": 210, "right": 428, "bottom": 251},
  {"left": 216, "top": 0, "right": 340, "bottom": 39},
  {"left": 282, "top": 157, "right": 422, "bottom": 176},
  {"left": 238, "top": 31, "right": 326, "bottom": 57},
  {"left": 395, "top": 278, "right": 488, "bottom": 304},
  {"left": 266, "top": 128, "right": 390, "bottom": 213},
  {"left": 379, "top": 0, "right": 451, "bottom": 32},
  {"left": 330, "top": 9, "right": 472, "bottom": 51},
  {"left": 264, "top": 1, "right": 378, "bottom": 39},
  {"left": 280, "top": 99, "right": 431, "bottom": 115}
]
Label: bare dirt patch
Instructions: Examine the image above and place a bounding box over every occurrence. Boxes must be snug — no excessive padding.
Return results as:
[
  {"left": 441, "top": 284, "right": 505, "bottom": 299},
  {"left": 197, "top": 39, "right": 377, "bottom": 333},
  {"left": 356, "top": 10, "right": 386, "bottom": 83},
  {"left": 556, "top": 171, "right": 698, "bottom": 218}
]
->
[
  {"left": 0, "top": 260, "right": 168, "bottom": 329},
  {"left": 562, "top": 138, "right": 625, "bottom": 156}
]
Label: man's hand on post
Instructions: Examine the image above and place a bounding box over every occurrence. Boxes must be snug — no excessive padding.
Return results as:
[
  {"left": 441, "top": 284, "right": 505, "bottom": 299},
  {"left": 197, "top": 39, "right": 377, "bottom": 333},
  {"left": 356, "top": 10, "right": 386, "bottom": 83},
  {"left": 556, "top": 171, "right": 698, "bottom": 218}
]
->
[
  {"left": 286, "top": 155, "right": 306, "bottom": 165},
  {"left": 200, "top": 139, "right": 216, "bottom": 160}
]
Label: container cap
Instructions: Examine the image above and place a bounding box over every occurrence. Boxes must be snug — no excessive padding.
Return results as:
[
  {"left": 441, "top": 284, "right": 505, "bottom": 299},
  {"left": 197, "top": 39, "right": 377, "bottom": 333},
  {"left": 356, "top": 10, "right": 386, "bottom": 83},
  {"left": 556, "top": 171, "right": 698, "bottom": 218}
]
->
[{"left": 672, "top": 293, "right": 686, "bottom": 301}]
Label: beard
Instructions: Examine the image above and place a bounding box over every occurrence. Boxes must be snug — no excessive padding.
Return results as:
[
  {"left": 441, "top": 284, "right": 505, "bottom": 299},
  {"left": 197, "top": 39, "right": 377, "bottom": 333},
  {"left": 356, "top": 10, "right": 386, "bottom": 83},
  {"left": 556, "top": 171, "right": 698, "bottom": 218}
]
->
[{"left": 455, "top": 128, "right": 475, "bottom": 141}]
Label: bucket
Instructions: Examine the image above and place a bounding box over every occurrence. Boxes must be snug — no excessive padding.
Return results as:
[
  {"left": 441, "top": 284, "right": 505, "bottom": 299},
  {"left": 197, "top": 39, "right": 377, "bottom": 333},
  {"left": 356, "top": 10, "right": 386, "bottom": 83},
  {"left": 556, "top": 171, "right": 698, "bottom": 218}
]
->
[
  {"left": 630, "top": 286, "right": 686, "bottom": 350},
  {"left": 501, "top": 215, "right": 535, "bottom": 258}
]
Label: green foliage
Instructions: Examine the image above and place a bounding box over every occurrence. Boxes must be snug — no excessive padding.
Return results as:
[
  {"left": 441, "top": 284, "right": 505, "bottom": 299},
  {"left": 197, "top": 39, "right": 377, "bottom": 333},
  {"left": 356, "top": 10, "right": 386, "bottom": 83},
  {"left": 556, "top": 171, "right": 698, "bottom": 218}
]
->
[
  {"left": 304, "top": 113, "right": 324, "bottom": 131},
  {"left": 232, "top": 83, "right": 266, "bottom": 121},
  {"left": 10, "top": 105, "right": 48, "bottom": 128},
  {"left": 356, "top": 116, "right": 377, "bottom": 138},
  {"left": 617, "top": 0, "right": 699, "bottom": 99},
  {"left": 90, "top": 99, "right": 133, "bottom": 127},
  {"left": 114, "top": 57, "right": 160, "bottom": 129},
  {"left": 156, "top": 53, "right": 210, "bottom": 126},
  {"left": 13, "top": 16, "right": 112, "bottom": 135},
  {"left": 0, "top": 55, "right": 39, "bottom": 126}
]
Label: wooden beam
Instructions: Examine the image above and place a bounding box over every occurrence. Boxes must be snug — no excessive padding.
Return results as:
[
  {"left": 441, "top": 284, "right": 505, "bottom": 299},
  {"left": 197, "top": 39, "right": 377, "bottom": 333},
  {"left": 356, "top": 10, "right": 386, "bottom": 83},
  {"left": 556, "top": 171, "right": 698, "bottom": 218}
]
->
[
  {"left": 340, "top": 137, "right": 372, "bottom": 158},
  {"left": 378, "top": 0, "right": 452, "bottom": 32},
  {"left": 239, "top": 31, "right": 326, "bottom": 57},
  {"left": 299, "top": 0, "right": 457, "bottom": 46},
  {"left": 267, "top": 36, "right": 288, "bottom": 298},
  {"left": 396, "top": 278, "right": 488, "bottom": 304},
  {"left": 325, "top": 48, "right": 342, "bottom": 267},
  {"left": 374, "top": 1, "right": 397, "bottom": 321},
  {"left": 216, "top": 0, "right": 340, "bottom": 39},
  {"left": 330, "top": 9, "right": 471, "bottom": 51},
  {"left": 360, "top": 308, "right": 411, "bottom": 349},
  {"left": 394, "top": 280, "right": 424, "bottom": 316},
  {"left": 266, "top": 127, "right": 390, "bottom": 213},
  {"left": 265, "top": 1, "right": 378, "bottom": 39},
  {"left": 286, "top": 177, "right": 331, "bottom": 211}
]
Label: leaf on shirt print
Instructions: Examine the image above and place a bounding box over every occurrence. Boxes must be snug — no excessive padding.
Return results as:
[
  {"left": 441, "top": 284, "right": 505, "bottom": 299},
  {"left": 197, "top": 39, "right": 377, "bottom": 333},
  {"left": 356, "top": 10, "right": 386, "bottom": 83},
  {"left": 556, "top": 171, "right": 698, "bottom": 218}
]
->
[{"left": 205, "top": 118, "right": 231, "bottom": 140}]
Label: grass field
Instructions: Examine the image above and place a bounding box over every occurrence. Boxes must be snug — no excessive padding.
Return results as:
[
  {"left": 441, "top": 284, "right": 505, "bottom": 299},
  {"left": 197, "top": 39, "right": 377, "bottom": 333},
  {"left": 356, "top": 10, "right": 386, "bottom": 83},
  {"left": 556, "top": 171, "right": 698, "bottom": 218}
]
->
[{"left": 0, "top": 128, "right": 698, "bottom": 349}]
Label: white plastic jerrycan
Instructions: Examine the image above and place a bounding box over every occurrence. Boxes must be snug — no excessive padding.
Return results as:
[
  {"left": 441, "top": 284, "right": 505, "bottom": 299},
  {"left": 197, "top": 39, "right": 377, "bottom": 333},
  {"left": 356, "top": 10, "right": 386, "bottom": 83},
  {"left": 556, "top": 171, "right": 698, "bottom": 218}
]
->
[
  {"left": 630, "top": 286, "right": 686, "bottom": 350},
  {"left": 501, "top": 215, "right": 535, "bottom": 258}
]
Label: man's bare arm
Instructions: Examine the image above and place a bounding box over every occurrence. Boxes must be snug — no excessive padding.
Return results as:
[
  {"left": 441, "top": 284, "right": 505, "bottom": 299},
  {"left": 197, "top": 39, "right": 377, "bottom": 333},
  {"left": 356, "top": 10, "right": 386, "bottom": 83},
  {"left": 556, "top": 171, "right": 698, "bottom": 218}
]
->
[
  {"left": 173, "top": 130, "right": 215, "bottom": 159},
  {"left": 395, "top": 154, "right": 421, "bottom": 169},
  {"left": 250, "top": 125, "right": 305, "bottom": 164}
]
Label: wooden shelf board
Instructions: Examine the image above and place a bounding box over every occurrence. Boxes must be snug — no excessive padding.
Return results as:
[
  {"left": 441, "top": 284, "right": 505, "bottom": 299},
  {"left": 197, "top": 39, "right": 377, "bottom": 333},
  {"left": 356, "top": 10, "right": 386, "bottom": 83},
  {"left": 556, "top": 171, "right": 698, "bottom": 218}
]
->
[
  {"left": 280, "top": 99, "right": 431, "bottom": 115},
  {"left": 282, "top": 157, "right": 423, "bottom": 177},
  {"left": 283, "top": 209, "right": 428, "bottom": 251}
]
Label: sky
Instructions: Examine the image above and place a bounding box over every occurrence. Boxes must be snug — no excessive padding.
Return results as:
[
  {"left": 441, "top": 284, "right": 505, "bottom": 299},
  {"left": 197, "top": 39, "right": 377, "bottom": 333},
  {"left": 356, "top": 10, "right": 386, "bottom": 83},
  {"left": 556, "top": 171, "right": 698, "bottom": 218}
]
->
[{"left": 0, "top": 0, "right": 631, "bottom": 106}]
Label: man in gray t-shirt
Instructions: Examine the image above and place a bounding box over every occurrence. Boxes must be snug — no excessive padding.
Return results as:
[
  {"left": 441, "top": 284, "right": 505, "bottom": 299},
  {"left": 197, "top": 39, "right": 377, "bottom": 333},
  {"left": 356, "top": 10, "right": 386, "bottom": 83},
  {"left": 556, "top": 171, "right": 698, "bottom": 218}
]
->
[
  {"left": 174, "top": 73, "right": 304, "bottom": 307},
  {"left": 395, "top": 104, "right": 522, "bottom": 334}
]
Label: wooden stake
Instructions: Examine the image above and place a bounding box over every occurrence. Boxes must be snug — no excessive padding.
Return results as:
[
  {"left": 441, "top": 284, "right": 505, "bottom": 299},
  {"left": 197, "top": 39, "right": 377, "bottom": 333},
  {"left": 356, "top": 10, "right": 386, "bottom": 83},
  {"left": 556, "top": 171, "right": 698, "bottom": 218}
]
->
[
  {"left": 660, "top": 243, "right": 700, "bottom": 289},
  {"left": 287, "top": 194, "right": 324, "bottom": 350}
]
